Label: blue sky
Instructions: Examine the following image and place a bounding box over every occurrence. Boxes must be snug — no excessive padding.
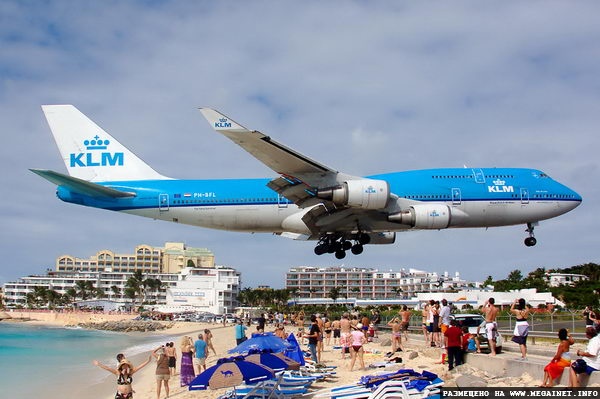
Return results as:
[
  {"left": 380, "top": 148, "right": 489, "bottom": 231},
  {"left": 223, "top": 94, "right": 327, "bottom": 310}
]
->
[{"left": 1, "top": 1, "right": 599, "bottom": 288}]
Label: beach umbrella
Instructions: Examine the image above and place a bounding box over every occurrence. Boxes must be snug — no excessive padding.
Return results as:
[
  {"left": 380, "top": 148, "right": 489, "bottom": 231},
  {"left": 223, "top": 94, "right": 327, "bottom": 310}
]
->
[
  {"left": 228, "top": 332, "right": 291, "bottom": 355},
  {"left": 273, "top": 352, "right": 301, "bottom": 371},
  {"left": 245, "top": 350, "right": 295, "bottom": 372},
  {"left": 284, "top": 333, "right": 306, "bottom": 366},
  {"left": 188, "top": 356, "right": 274, "bottom": 391}
]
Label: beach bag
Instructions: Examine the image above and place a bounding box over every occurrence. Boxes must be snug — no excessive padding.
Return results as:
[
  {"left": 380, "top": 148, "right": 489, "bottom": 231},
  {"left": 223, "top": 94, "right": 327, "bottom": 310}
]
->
[{"left": 572, "top": 358, "right": 587, "bottom": 373}]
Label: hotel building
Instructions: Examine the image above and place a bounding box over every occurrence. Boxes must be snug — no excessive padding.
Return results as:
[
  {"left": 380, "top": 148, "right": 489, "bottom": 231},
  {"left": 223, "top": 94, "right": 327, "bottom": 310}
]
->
[
  {"left": 286, "top": 266, "right": 467, "bottom": 300},
  {"left": 3, "top": 242, "right": 240, "bottom": 314}
]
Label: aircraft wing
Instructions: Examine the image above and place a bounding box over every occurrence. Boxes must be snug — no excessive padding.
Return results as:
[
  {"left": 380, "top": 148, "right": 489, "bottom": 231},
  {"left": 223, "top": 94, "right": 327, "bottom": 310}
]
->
[
  {"left": 30, "top": 169, "right": 136, "bottom": 198},
  {"left": 199, "top": 108, "right": 359, "bottom": 208}
]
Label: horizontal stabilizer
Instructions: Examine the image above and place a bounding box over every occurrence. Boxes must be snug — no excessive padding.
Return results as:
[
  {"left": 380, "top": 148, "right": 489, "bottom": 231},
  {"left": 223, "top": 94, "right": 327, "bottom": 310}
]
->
[{"left": 30, "top": 169, "right": 136, "bottom": 198}]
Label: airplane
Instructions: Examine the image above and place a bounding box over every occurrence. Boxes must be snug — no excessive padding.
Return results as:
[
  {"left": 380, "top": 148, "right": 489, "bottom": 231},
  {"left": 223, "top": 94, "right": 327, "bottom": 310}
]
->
[{"left": 32, "top": 105, "right": 582, "bottom": 259}]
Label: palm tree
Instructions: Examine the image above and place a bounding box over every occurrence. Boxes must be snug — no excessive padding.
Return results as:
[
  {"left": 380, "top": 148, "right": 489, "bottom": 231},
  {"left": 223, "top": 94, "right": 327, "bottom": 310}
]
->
[
  {"left": 110, "top": 285, "right": 120, "bottom": 300},
  {"left": 126, "top": 270, "right": 145, "bottom": 305},
  {"left": 391, "top": 286, "right": 403, "bottom": 298},
  {"left": 144, "top": 278, "right": 162, "bottom": 303},
  {"left": 328, "top": 287, "right": 341, "bottom": 303},
  {"left": 74, "top": 280, "right": 95, "bottom": 300},
  {"left": 65, "top": 288, "right": 77, "bottom": 305}
]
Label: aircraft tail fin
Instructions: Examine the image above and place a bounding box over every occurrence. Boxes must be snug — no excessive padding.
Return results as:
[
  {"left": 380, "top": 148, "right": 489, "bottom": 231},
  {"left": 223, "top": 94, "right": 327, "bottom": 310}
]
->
[{"left": 41, "top": 105, "right": 169, "bottom": 182}]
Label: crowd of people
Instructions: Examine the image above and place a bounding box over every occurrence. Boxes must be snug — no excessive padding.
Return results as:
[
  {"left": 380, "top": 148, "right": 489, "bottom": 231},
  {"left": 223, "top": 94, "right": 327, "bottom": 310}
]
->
[{"left": 90, "top": 302, "right": 600, "bottom": 398}]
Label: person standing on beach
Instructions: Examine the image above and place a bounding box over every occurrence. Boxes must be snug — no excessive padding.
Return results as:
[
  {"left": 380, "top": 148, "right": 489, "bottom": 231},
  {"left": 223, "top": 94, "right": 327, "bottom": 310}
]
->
[
  {"left": 482, "top": 297, "right": 500, "bottom": 356},
  {"left": 349, "top": 323, "right": 367, "bottom": 371},
  {"left": 340, "top": 313, "right": 351, "bottom": 360},
  {"left": 510, "top": 298, "right": 530, "bottom": 361},
  {"left": 400, "top": 305, "right": 411, "bottom": 341},
  {"left": 306, "top": 314, "right": 321, "bottom": 363},
  {"left": 179, "top": 336, "right": 195, "bottom": 386},
  {"left": 235, "top": 319, "right": 247, "bottom": 345},
  {"left": 152, "top": 346, "right": 170, "bottom": 399},
  {"left": 194, "top": 333, "right": 208, "bottom": 374},
  {"left": 444, "top": 320, "right": 463, "bottom": 371},
  {"left": 93, "top": 353, "right": 152, "bottom": 399},
  {"left": 164, "top": 342, "right": 176, "bottom": 376},
  {"left": 387, "top": 317, "right": 404, "bottom": 353},
  {"left": 332, "top": 318, "right": 341, "bottom": 346},
  {"left": 204, "top": 329, "right": 217, "bottom": 356}
]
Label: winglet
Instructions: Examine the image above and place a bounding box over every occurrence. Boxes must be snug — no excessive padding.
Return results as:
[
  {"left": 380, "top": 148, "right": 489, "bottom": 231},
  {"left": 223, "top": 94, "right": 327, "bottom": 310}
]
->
[{"left": 199, "top": 108, "right": 249, "bottom": 132}]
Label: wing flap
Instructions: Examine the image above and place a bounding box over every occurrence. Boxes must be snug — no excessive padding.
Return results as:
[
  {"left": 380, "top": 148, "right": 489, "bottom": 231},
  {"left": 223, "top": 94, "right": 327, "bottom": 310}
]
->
[{"left": 30, "top": 169, "right": 136, "bottom": 198}]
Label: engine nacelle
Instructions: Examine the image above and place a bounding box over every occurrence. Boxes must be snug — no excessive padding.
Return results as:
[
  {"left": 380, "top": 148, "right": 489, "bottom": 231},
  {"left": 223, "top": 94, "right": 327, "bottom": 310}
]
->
[
  {"left": 388, "top": 204, "right": 451, "bottom": 229},
  {"left": 366, "top": 231, "right": 396, "bottom": 245},
  {"left": 317, "top": 179, "right": 390, "bottom": 210}
]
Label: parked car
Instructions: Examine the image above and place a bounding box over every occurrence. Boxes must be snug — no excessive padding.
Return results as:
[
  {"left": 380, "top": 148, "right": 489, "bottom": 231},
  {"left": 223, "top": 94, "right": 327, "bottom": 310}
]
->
[{"left": 451, "top": 313, "right": 503, "bottom": 353}]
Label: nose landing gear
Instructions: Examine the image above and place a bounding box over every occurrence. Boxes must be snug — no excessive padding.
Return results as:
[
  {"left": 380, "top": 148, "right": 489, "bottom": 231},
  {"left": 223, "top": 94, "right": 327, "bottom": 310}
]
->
[{"left": 524, "top": 222, "right": 537, "bottom": 247}]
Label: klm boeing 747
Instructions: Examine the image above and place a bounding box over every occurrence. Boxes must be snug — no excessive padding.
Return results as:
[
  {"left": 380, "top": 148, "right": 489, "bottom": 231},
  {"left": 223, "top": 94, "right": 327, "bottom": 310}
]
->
[{"left": 32, "top": 105, "right": 582, "bottom": 259}]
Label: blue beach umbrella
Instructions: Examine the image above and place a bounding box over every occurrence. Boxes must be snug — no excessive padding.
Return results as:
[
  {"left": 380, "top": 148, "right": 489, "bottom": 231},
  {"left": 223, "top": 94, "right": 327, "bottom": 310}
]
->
[
  {"left": 228, "top": 332, "right": 291, "bottom": 355},
  {"left": 245, "top": 349, "right": 296, "bottom": 372},
  {"left": 188, "top": 356, "right": 274, "bottom": 391},
  {"left": 284, "top": 332, "right": 306, "bottom": 366}
]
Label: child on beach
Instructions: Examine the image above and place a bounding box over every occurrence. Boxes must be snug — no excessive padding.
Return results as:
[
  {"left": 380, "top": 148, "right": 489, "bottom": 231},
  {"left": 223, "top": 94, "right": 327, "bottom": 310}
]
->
[{"left": 164, "top": 342, "right": 177, "bottom": 376}]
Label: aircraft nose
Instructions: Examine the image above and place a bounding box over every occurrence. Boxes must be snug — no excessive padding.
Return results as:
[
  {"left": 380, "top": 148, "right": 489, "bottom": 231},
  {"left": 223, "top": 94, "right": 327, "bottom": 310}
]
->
[{"left": 566, "top": 188, "right": 582, "bottom": 211}]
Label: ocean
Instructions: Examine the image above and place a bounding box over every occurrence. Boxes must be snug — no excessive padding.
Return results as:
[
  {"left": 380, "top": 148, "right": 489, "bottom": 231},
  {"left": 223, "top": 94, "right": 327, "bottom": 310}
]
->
[{"left": 0, "top": 322, "right": 170, "bottom": 399}]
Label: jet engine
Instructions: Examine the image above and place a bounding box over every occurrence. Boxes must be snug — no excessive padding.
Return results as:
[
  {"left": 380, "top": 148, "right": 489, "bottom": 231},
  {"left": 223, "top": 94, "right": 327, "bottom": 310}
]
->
[
  {"left": 366, "top": 231, "right": 396, "bottom": 244},
  {"left": 317, "top": 179, "right": 390, "bottom": 210},
  {"left": 388, "top": 204, "right": 451, "bottom": 229}
]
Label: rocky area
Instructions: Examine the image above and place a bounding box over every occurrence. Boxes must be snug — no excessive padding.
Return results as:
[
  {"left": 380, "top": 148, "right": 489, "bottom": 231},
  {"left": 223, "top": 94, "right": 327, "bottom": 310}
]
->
[{"left": 76, "top": 319, "right": 174, "bottom": 332}]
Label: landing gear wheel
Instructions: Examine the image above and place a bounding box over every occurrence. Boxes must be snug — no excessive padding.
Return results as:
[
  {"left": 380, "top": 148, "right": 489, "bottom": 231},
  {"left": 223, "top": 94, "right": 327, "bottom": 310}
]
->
[
  {"left": 351, "top": 244, "right": 364, "bottom": 255},
  {"left": 358, "top": 233, "right": 371, "bottom": 245},
  {"left": 524, "top": 222, "right": 537, "bottom": 247},
  {"left": 314, "top": 244, "right": 327, "bottom": 255},
  {"left": 335, "top": 250, "right": 346, "bottom": 259},
  {"left": 524, "top": 237, "right": 537, "bottom": 247},
  {"left": 342, "top": 240, "right": 353, "bottom": 251}
]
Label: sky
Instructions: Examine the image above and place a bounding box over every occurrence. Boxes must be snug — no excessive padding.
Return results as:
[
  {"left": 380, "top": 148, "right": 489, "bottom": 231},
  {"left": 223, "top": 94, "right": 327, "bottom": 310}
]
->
[{"left": 1, "top": 1, "right": 599, "bottom": 289}]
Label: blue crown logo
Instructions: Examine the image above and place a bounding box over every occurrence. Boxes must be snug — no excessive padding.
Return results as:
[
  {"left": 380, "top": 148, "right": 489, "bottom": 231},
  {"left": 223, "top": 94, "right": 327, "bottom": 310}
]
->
[
  {"left": 84, "top": 135, "right": 110, "bottom": 150},
  {"left": 219, "top": 118, "right": 228, "bottom": 123},
  {"left": 493, "top": 179, "right": 506, "bottom": 186}
]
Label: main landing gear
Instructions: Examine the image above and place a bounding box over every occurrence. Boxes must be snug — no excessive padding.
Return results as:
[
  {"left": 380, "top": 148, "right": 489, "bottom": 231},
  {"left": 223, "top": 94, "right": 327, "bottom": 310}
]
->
[
  {"left": 314, "top": 233, "right": 371, "bottom": 259},
  {"left": 524, "top": 222, "right": 537, "bottom": 247}
]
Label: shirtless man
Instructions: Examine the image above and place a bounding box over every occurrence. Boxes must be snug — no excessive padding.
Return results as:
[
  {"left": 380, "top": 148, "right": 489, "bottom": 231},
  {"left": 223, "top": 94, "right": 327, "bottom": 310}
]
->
[
  {"left": 400, "top": 305, "right": 412, "bottom": 341},
  {"left": 482, "top": 297, "right": 500, "bottom": 355},
  {"left": 340, "top": 313, "right": 352, "bottom": 359}
]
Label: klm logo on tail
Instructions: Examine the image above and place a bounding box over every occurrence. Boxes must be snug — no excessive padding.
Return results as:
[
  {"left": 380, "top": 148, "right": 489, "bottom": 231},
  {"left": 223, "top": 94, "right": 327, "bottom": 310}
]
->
[{"left": 70, "top": 135, "right": 124, "bottom": 167}]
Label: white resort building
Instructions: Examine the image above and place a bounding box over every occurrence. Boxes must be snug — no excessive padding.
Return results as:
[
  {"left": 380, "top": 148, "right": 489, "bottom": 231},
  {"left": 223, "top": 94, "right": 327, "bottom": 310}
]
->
[{"left": 3, "top": 242, "right": 240, "bottom": 314}]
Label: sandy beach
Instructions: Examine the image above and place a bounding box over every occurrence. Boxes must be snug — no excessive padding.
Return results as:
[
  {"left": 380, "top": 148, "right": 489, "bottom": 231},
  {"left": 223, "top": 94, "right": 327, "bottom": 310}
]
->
[{"left": 5, "top": 311, "right": 595, "bottom": 399}]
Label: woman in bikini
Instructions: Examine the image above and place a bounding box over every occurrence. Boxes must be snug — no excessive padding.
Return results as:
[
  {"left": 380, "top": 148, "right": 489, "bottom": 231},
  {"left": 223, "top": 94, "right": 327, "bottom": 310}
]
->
[
  {"left": 349, "top": 323, "right": 367, "bottom": 371},
  {"left": 204, "top": 329, "right": 217, "bottom": 356},
  {"left": 387, "top": 317, "right": 404, "bottom": 353},
  {"left": 510, "top": 298, "right": 531, "bottom": 361},
  {"left": 93, "top": 353, "right": 152, "bottom": 399}
]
